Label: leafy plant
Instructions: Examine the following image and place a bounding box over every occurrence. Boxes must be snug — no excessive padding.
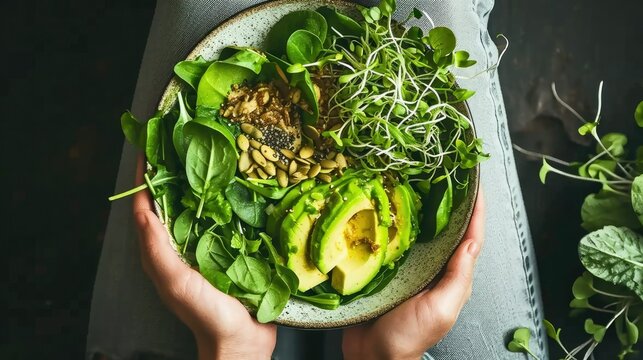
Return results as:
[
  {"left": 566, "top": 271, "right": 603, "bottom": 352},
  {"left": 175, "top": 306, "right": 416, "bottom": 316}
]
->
[{"left": 510, "top": 86, "right": 643, "bottom": 359}]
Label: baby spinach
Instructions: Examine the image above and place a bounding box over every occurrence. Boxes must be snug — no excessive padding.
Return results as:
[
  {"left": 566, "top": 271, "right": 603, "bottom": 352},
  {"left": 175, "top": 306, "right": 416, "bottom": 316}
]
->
[
  {"left": 226, "top": 255, "right": 272, "bottom": 294},
  {"left": 197, "top": 62, "right": 255, "bottom": 108},
  {"left": 316, "top": 6, "right": 363, "bottom": 37},
  {"left": 173, "top": 208, "right": 196, "bottom": 246},
  {"left": 174, "top": 56, "right": 211, "bottom": 90},
  {"left": 196, "top": 232, "right": 235, "bottom": 274},
  {"left": 220, "top": 47, "right": 268, "bottom": 74},
  {"left": 257, "top": 274, "right": 291, "bottom": 323},
  {"left": 264, "top": 10, "right": 327, "bottom": 57},
  {"left": 286, "top": 30, "right": 323, "bottom": 64},
  {"left": 225, "top": 181, "right": 268, "bottom": 228},
  {"left": 234, "top": 177, "right": 294, "bottom": 200},
  {"left": 286, "top": 65, "right": 319, "bottom": 124},
  {"left": 185, "top": 128, "right": 236, "bottom": 218},
  {"left": 259, "top": 233, "right": 285, "bottom": 266},
  {"left": 120, "top": 111, "right": 146, "bottom": 149},
  {"left": 419, "top": 172, "right": 453, "bottom": 241},
  {"left": 172, "top": 92, "right": 193, "bottom": 165},
  {"left": 579, "top": 226, "right": 643, "bottom": 300},
  {"left": 275, "top": 264, "right": 299, "bottom": 294}
]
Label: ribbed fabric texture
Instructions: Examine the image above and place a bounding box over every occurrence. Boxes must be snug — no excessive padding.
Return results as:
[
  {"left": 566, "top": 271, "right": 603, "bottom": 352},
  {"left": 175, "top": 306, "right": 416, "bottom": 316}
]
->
[{"left": 87, "top": 1, "right": 548, "bottom": 359}]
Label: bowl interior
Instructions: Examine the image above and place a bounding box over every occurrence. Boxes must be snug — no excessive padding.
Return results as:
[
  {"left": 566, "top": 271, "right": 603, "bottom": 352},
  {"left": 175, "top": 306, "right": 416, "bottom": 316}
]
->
[{"left": 154, "top": 0, "right": 479, "bottom": 329}]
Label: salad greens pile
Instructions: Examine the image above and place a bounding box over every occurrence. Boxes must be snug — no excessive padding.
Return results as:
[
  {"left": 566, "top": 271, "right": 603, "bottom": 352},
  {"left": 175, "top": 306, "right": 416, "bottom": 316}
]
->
[
  {"left": 110, "top": 0, "right": 486, "bottom": 323},
  {"left": 508, "top": 87, "right": 643, "bottom": 359}
]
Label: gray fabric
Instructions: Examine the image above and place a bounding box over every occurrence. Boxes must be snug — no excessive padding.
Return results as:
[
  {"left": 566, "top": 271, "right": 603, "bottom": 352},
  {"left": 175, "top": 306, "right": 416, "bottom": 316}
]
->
[{"left": 87, "top": 0, "right": 548, "bottom": 359}]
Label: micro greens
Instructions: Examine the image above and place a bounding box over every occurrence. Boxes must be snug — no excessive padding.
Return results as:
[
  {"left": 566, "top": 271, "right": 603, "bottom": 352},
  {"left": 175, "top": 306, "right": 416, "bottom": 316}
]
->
[{"left": 510, "top": 86, "right": 643, "bottom": 359}]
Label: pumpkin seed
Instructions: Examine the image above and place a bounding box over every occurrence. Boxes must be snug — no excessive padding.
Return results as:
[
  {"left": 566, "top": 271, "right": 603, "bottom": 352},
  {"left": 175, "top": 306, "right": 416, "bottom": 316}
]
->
[
  {"left": 335, "top": 153, "right": 347, "bottom": 169},
  {"left": 241, "top": 123, "right": 256, "bottom": 135},
  {"left": 257, "top": 168, "right": 268, "bottom": 180},
  {"left": 318, "top": 174, "right": 332, "bottom": 183},
  {"left": 251, "top": 150, "right": 267, "bottom": 167},
  {"left": 326, "top": 151, "right": 337, "bottom": 160},
  {"left": 277, "top": 169, "right": 288, "bottom": 187},
  {"left": 299, "top": 146, "right": 314, "bottom": 159},
  {"left": 308, "top": 164, "right": 321, "bottom": 178},
  {"left": 298, "top": 165, "right": 310, "bottom": 175},
  {"left": 280, "top": 149, "right": 296, "bottom": 159},
  {"left": 251, "top": 128, "right": 264, "bottom": 139},
  {"left": 319, "top": 167, "right": 334, "bottom": 174},
  {"left": 261, "top": 145, "right": 279, "bottom": 162},
  {"left": 247, "top": 170, "right": 259, "bottom": 179},
  {"left": 238, "top": 151, "right": 251, "bottom": 172},
  {"left": 313, "top": 84, "right": 321, "bottom": 101},
  {"left": 276, "top": 160, "right": 289, "bottom": 171},
  {"left": 291, "top": 88, "right": 302, "bottom": 103},
  {"left": 320, "top": 159, "right": 337, "bottom": 169},
  {"left": 245, "top": 163, "right": 257, "bottom": 174},
  {"left": 250, "top": 139, "right": 262, "bottom": 149},
  {"left": 288, "top": 160, "right": 298, "bottom": 175},
  {"left": 237, "top": 135, "right": 250, "bottom": 151},
  {"left": 263, "top": 162, "right": 276, "bottom": 176},
  {"left": 303, "top": 125, "right": 320, "bottom": 142}
]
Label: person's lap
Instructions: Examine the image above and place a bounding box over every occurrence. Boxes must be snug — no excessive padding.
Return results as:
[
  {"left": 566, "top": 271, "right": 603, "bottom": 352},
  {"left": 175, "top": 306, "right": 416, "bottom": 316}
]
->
[{"left": 87, "top": 1, "right": 548, "bottom": 359}]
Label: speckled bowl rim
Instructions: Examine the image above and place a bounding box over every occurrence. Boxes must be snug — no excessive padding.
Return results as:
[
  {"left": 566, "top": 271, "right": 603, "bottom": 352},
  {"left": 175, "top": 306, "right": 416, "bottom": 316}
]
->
[{"left": 152, "top": 0, "right": 480, "bottom": 329}]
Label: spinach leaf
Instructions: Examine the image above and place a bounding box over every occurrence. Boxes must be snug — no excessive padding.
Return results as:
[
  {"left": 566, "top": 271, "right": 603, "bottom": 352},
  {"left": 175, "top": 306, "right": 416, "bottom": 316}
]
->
[
  {"left": 174, "top": 56, "right": 211, "bottom": 90},
  {"left": 275, "top": 264, "right": 299, "bottom": 294},
  {"left": 286, "top": 30, "right": 323, "bottom": 64},
  {"left": 219, "top": 47, "right": 268, "bottom": 74},
  {"left": 259, "top": 233, "right": 285, "bottom": 266},
  {"left": 226, "top": 255, "right": 272, "bottom": 294},
  {"left": 419, "top": 173, "right": 453, "bottom": 241},
  {"left": 225, "top": 181, "right": 268, "bottom": 228},
  {"left": 578, "top": 226, "right": 643, "bottom": 301},
  {"left": 208, "top": 270, "right": 234, "bottom": 294},
  {"left": 196, "top": 232, "right": 235, "bottom": 275},
  {"left": 234, "top": 177, "right": 294, "bottom": 200},
  {"left": 145, "top": 115, "right": 163, "bottom": 167},
  {"left": 581, "top": 191, "right": 640, "bottom": 231},
  {"left": 204, "top": 191, "right": 233, "bottom": 224},
  {"left": 196, "top": 62, "right": 255, "bottom": 108},
  {"left": 173, "top": 208, "right": 196, "bottom": 245},
  {"left": 631, "top": 175, "right": 643, "bottom": 225},
  {"left": 120, "top": 111, "right": 146, "bottom": 149},
  {"left": 316, "top": 6, "right": 363, "bottom": 37},
  {"left": 292, "top": 292, "right": 340, "bottom": 310},
  {"left": 172, "top": 92, "right": 193, "bottom": 165},
  {"left": 256, "top": 274, "right": 291, "bottom": 323},
  {"left": 287, "top": 66, "right": 319, "bottom": 124},
  {"left": 186, "top": 111, "right": 237, "bottom": 150},
  {"left": 229, "top": 288, "right": 263, "bottom": 308},
  {"left": 635, "top": 100, "right": 643, "bottom": 128},
  {"left": 265, "top": 10, "right": 328, "bottom": 56},
  {"left": 185, "top": 128, "right": 237, "bottom": 217}
]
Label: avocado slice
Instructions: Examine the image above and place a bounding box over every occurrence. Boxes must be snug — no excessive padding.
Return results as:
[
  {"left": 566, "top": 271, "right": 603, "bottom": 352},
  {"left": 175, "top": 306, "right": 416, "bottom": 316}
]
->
[
  {"left": 331, "top": 208, "right": 388, "bottom": 295},
  {"left": 265, "top": 179, "right": 316, "bottom": 238},
  {"left": 279, "top": 176, "right": 354, "bottom": 292},
  {"left": 383, "top": 184, "right": 415, "bottom": 265},
  {"left": 310, "top": 180, "right": 376, "bottom": 274}
]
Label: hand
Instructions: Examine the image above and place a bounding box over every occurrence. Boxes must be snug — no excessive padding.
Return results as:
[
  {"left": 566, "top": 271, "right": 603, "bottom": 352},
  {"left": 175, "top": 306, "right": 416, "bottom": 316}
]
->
[
  {"left": 132, "top": 154, "right": 276, "bottom": 360},
  {"left": 343, "top": 191, "right": 485, "bottom": 360}
]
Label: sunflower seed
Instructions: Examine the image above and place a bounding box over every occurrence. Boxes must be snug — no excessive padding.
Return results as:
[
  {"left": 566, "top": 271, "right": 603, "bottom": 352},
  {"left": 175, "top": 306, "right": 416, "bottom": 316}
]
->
[
  {"left": 251, "top": 150, "right": 267, "bottom": 167},
  {"left": 261, "top": 145, "right": 279, "bottom": 162}
]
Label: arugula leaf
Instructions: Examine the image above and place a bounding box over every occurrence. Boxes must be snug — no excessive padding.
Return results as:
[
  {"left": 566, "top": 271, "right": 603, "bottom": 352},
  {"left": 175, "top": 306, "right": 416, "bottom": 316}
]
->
[{"left": 578, "top": 226, "right": 643, "bottom": 300}]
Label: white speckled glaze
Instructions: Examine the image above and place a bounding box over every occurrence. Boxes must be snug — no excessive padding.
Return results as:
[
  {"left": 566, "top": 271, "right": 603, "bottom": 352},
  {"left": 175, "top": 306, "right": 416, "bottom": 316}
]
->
[{"left": 155, "top": 0, "right": 478, "bottom": 329}]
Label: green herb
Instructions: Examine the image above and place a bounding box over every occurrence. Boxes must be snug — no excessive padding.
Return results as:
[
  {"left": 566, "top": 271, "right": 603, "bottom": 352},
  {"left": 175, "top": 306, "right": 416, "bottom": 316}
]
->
[
  {"left": 226, "top": 255, "right": 272, "bottom": 294},
  {"left": 506, "top": 328, "right": 540, "bottom": 359},
  {"left": 225, "top": 181, "right": 268, "bottom": 228}
]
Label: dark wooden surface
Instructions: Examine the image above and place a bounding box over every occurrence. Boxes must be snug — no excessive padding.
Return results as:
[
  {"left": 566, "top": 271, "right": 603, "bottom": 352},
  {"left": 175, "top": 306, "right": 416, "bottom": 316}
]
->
[{"left": 2, "top": 0, "right": 642, "bottom": 358}]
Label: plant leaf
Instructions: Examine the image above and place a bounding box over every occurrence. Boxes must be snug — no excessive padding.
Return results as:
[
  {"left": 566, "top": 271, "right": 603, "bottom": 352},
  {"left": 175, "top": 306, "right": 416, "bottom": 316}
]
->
[
  {"left": 265, "top": 10, "right": 327, "bottom": 56},
  {"left": 120, "top": 111, "right": 146, "bottom": 149},
  {"left": 286, "top": 29, "right": 323, "bottom": 66},
  {"left": 598, "top": 133, "right": 627, "bottom": 157},
  {"left": 580, "top": 192, "right": 640, "bottom": 231},
  {"left": 572, "top": 272, "right": 596, "bottom": 299},
  {"left": 539, "top": 159, "right": 552, "bottom": 184},
  {"left": 226, "top": 255, "right": 272, "bottom": 294},
  {"left": 543, "top": 319, "right": 561, "bottom": 341},
  {"left": 631, "top": 175, "right": 643, "bottom": 225},
  {"left": 256, "top": 274, "right": 291, "bottom": 323},
  {"left": 196, "top": 232, "right": 235, "bottom": 275},
  {"left": 428, "top": 27, "right": 456, "bottom": 61},
  {"left": 225, "top": 181, "right": 268, "bottom": 228},
  {"left": 506, "top": 328, "right": 532, "bottom": 353},
  {"left": 584, "top": 318, "right": 607, "bottom": 342},
  {"left": 635, "top": 100, "right": 643, "bottom": 127},
  {"left": 174, "top": 56, "right": 211, "bottom": 90},
  {"left": 578, "top": 226, "right": 643, "bottom": 301}
]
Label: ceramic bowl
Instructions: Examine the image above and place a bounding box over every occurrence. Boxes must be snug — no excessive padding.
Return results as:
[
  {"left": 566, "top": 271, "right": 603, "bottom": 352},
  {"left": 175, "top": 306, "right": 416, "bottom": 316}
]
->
[{"left": 155, "top": 0, "right": 479, "bottom": 329}]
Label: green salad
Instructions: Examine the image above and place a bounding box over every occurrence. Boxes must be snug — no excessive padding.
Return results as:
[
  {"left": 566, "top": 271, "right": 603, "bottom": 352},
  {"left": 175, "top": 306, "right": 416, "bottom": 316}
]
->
[{"left": 111, "top": 0, "right": 487, "bottom": 322}]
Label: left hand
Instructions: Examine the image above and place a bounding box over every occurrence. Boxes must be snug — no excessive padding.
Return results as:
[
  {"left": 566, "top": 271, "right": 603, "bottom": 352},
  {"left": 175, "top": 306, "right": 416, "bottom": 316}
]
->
[
  {"left": 132, "top": 154, "right": 276, "bottom": 360},
  {"left": 342, "top": 191, "right": 485, "bottom": 360}
]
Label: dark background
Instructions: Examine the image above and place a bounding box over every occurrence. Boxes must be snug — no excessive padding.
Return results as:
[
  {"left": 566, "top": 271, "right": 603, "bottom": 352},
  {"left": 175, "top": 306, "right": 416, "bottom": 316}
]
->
[{"left": 2, "top": 0, "right": 642, "bottom": 359}]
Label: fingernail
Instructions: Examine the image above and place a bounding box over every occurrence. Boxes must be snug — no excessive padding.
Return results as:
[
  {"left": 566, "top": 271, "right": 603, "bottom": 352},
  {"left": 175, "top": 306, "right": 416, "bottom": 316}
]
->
[{"left": 467, "top": 240, "right": 480, "bottom": 258}]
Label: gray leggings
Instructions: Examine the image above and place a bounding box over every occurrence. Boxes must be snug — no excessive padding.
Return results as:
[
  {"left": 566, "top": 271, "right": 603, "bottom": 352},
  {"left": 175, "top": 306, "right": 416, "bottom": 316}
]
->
[{"left": 87, "top": 1, "right": 548, "bottom": 359}]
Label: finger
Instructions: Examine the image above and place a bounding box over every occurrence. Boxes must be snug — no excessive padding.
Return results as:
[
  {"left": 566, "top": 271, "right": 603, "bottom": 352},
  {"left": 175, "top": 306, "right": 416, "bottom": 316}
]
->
[
  {"left": 133, "top": 152, "right": 153, "bottom": 212},
  {"left": 463, "top": 189, "right": 485, "bottom": 248}
]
